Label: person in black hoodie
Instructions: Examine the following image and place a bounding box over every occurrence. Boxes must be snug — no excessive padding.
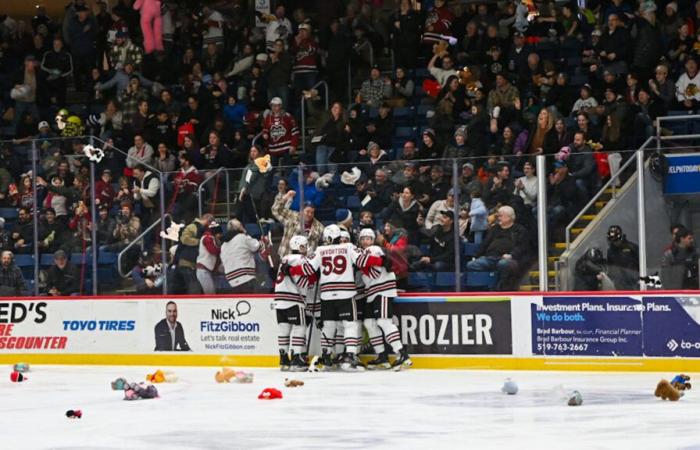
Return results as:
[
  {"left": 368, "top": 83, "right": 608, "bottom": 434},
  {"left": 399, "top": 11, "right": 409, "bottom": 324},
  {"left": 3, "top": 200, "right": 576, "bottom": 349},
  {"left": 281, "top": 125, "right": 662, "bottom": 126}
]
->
[
  {"left": 45, "top": 250, "right": 80, "bottom": 296},
  {"left": 412, "top": 210, "right": 456, "bottom": 271},
  {"left": 390, "top": 0, "right": 422, "bottom": 70},
  {"left": 366, "top": 102, "right": 394, "bottom": 151},
  {"left": 314, "top": 101, "right": 345, "bottom": 175},
  {"left": 324, "top": 20, "right": 353, "bottom": 102},
  {"left": 40, "top": 35, "right": 72, "bottom": 106}
]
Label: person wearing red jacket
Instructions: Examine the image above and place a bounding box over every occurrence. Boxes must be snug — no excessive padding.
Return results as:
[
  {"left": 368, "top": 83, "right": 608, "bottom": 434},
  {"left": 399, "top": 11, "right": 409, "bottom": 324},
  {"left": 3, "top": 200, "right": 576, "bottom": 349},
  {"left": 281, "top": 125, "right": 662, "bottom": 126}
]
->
[
  {"left": 376, "top": 221, "right": 409, "bottom": 289},
  {"left": 94, "top": 169, "right": 117, "bottom": 210},
  {"left": 263, "top": 97, "right": 299, "bottom": 167},
  {"left": 196, "top": 222, "right": 223, "bottom": 294},
  {"left": 422, "top": 0, "right": 454, "bottom": 45},
  {"left": 291, "top": 23, "right": 319, "bottom": 94},
  {"left": 170, "top": 153, "right": 202, "bottom": 225}
]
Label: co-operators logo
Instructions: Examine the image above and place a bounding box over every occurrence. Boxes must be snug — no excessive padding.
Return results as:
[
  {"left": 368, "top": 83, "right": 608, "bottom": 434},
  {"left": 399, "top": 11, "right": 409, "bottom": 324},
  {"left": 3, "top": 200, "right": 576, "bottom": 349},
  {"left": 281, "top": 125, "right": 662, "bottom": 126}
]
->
[{"left": 667, "top": 339, "right": 679, "bottom": 352}]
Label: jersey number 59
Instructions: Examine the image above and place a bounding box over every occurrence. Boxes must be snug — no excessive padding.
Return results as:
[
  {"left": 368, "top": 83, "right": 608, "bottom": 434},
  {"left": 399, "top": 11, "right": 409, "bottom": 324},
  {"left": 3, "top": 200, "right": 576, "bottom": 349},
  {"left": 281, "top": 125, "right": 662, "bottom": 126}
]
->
[{"left": 321, "top": 255, "right": 347, "bottom": 275}]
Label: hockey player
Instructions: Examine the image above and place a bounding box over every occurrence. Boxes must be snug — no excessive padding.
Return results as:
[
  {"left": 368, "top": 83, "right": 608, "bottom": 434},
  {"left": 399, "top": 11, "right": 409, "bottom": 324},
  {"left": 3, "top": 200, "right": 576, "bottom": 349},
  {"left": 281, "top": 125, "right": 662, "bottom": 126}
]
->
[
  {"left": 286, "top": 224, "right": 364, "bottom": 371},
  {"left": 274, "top": 235, "right": 316, "bottom": 372},
  {"left": 262, "top": 97, "right": 299, "bottom": 167},
  {"left": 220, "top": 219, "right": 271, "bottom": 293},
  {"left": 357, "top": 228, "right": 412, "bottom": 370}
]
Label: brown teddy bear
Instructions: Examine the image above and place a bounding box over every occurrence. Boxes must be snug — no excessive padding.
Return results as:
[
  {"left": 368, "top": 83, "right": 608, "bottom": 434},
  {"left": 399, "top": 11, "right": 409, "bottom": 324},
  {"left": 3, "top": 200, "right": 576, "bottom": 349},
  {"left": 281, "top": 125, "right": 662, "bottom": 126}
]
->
[
  {"left": 655, "top": 374, "right": 692, "bottom": 401},
  {"left": 284, "top": 378, "right": 304, "bottom": 388},
  {"left": 457, "top": 66, "right": 481, "bottom": 94}
]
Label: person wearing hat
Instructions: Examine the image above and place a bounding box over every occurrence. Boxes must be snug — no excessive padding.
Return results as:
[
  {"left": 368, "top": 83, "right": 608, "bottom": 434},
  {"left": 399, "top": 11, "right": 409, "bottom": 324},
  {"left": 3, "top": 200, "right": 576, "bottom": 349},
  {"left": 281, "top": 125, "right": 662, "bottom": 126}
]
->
[
  {"left": 571, "top": 84, "right": 599, "bottom": 116},
  {"left": 546, "top": 159, "right": 578, "bottom": 240},
  {"left": 606, "top": 225, "right": 639, "bottom": 290},
  {"left": 66, "top": 3, "right": 97, "bottom": 91},
  {"left": 45, "top": 249, "right": 80, "bottom": 296},
  {"left": 443, "top": 126, "right": 468, "bottom": 164},
  {"left": 109, "top": 29, "right": 143, "bottom": 71},
  {"left": 95, "top": 204, "right": 116, "bottom": 247},
  {"left": 631, "top": 1, "right": 661, "bottom": 81},
  {"left": 412, "top": 209, "right": 455, "bottom": 272},
  {"left": 292, "top": 22, "right": 319, "bottom": 94},
  {"left": 356, "top": 66, "right": 392, "bottom": 107},
  {"left": 262, "top": 96, "right": 299, "bottom": 167}
]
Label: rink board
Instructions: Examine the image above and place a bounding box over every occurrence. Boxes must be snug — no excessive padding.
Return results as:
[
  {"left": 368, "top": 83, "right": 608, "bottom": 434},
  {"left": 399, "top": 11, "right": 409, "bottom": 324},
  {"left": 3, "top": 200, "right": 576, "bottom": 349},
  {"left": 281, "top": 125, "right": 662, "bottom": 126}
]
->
[{"left": 0, "top": 292, "right": 699, "bottom": 371}]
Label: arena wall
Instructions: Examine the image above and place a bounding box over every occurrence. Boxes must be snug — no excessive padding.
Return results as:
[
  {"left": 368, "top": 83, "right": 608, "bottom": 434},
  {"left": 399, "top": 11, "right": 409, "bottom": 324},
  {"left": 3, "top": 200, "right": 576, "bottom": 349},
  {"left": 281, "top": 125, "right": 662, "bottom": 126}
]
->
[{"left": 1, "top": 292, "right": 699, "bottom": 372}]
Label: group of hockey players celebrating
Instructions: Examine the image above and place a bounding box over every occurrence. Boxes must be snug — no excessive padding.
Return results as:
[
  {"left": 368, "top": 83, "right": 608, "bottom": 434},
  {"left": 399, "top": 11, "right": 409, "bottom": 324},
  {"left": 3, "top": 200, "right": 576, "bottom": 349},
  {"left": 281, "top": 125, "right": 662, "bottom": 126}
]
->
[{"left": 272, "top": 224, "right": 412, "bottom": 372}]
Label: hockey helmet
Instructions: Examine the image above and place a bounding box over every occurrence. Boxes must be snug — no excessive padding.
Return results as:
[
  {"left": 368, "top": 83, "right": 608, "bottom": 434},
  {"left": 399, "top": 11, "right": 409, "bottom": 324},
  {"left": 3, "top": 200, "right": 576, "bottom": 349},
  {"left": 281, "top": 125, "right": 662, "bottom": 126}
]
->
[
  {"left": 359, "top": 228, "right": 376, "bottom": 241},
  {"left": 323, "top": 224, "right": 342, "bottom": 243},
  {"left": 607, "top": 225, "right": 622, "bottom": 242},
  {"left": 289, "top": 235, "right": 308, "bottom": 252},
  {"left": 587, "top": 247, "right": 604, "bottom": 264},
  {"left": 340, "top": 229, "right": 351, "bottom": 243}
]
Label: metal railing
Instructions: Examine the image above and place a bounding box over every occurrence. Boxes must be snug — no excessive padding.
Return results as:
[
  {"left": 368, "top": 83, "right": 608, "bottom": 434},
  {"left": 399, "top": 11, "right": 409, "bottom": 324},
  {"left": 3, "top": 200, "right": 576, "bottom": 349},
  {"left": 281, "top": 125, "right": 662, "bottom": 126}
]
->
[
  {"left": 347, "top": 40, "right": 375, "bottom": 105},
  {"left": 197, "top": 167, "right": 225, "bottom": 217},
  {"left": 564, "top": 138, "right": 653, "bottom": 250},
  {"left": 300, "top": 80, "right": 329, "bottom": 155},
  {"left": 117, "top": 218, "right": 162, "bottom": 279}
]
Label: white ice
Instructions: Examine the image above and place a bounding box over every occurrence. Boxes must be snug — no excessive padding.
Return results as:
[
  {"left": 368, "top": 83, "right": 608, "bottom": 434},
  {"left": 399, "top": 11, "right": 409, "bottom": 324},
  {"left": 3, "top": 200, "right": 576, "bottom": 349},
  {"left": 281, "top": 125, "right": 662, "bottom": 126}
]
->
[{"left": 1, "top": 365, "right": 699, "bottom": 449}]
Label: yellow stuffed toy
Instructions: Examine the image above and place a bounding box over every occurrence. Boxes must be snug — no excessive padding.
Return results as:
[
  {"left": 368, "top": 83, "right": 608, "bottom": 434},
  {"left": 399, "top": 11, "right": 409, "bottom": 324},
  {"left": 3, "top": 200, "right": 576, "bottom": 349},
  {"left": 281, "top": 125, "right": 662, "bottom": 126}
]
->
[{"left": 146, "top": 369, "right": 178, "bottom": 383}]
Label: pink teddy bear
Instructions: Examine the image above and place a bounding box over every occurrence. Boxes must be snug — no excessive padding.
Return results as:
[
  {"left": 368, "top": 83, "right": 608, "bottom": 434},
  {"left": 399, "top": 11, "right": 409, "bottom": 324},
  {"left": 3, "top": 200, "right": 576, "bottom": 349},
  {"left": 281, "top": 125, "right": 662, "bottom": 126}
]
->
[{"left": 134, "top": 0, "right": 163, "bottom": 54}]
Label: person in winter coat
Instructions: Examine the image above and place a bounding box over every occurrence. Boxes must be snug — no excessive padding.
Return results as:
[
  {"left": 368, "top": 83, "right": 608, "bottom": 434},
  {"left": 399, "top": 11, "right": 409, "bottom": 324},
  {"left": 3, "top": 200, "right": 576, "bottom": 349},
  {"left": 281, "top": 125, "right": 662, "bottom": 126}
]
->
[
  {"left": 467, "top": 205, "right": 530, "bottom": 291},
  {"left": 271, "top": 190, "right": 324, "bottom": 258},
  {"left": 314, "top": 102, "right": 345, "bottom": 175},
  {"left": 66, "top": 5, "right": 97, "bottom": 91},
  {"left": 468, "top": 190, "right": 488, "bottom": 244},
  {"left": 40, "top": 36, "right": 72, "bottom": 106},
  {"left": 384, "top": 186, "right": 423, "bottom": 244},
  {"left": 412, "top": 210, "right": 456, "bottom": 271},
  {"left": 631, "top": 4, "right": 661, "bottom": 80},
  {"left": 391, "top": 0, "right": 421, "bottom": 70}
]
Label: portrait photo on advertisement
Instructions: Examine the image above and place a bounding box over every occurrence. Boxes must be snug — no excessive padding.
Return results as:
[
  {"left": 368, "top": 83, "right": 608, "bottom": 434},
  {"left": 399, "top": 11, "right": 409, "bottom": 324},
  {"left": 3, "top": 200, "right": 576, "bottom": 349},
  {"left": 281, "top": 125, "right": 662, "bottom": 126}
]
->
[{"left": 154, "top": 301, "right": 191, "bottom": 351}]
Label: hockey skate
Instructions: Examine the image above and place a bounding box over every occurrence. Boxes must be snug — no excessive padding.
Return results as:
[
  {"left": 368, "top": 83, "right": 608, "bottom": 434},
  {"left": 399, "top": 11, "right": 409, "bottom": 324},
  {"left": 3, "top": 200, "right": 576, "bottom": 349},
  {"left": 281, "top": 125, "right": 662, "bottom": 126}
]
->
[
  {"left": 279, "top": 350, "right": 291, "bottom": 372},
  {"left": 391, "top": 348, "right": 413, "bottom": 371},
  {"left": 289, "top": 352, "right": 308, "bottom": 372},
  {"left": 366, "top": 351, "right": 391, "bottom": 370},
  {"left": 340, "top": 353, "right": 366, "bottom": 372},
  {"left": 319, "top": 349, "right": 334, "bottom": 371}
]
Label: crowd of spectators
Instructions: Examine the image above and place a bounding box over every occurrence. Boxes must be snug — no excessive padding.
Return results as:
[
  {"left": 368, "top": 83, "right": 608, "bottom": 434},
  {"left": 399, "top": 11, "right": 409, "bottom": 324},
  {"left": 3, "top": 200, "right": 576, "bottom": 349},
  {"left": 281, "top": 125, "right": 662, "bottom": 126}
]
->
[{"left": 0, "top": 0, "right": 698, "bottom": 295}]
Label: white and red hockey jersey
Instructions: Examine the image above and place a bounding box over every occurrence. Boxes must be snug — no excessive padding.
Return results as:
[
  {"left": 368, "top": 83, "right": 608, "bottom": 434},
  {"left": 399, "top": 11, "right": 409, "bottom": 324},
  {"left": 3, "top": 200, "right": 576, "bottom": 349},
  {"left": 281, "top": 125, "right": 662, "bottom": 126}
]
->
[
  {"left": 356, "top": 246, "right": 398, "bottom": 302},
  {"left": 292, "top": 38, "right": 319, "bottom": 74},
  {"left": 221, "top": 233, "right": 260, "bottom": 287},
  {"left": 263, "top": 112, "right": 300, "bottom": 156},
  {"left": 273, "top": 253, "right": 317, "bottom": 309},
  {"left": 290, "top": 243, "right": 360, "bottom": 301},
  {"left": 422, "top": 5, "right": 454, "bottom": 44}
]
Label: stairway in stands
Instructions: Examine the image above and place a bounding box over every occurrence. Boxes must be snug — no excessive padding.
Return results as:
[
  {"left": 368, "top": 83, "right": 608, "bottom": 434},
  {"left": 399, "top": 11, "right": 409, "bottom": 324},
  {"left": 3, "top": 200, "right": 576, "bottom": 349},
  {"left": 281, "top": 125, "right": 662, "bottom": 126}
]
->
[{"left": 519, "top": 188, "right": 617, "bottom": 291}]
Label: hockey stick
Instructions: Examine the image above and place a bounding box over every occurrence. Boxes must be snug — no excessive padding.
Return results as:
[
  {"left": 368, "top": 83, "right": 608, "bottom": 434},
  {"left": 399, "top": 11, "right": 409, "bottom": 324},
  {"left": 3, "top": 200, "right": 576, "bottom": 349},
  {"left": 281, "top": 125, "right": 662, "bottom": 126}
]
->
[{"left": 242, "top": 186, "right": 275, "bottom": 269}]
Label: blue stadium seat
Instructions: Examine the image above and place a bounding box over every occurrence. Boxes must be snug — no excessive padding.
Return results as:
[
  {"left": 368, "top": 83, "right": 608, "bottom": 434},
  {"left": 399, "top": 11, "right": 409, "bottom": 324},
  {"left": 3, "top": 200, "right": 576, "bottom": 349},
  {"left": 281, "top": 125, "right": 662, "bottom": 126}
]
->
[
  {"left": 464, "top": 271, "right": 498, "bottom": 288},
  {"left": 98, "top": 252, "right": 117, "bottom": 265},
  {"left": 408, "top": 272, "right": 434, "bottom": 291},
  {"left": 434, "top": 272, "right": 456, "bottom": 288},
  {"left": 0, "top": 208, "right": 18, "bottom": 220},
  {"left": 40, "top": 254, "right": 54, "bottom": 266},
  {"left": 13, "top": 254, "right": 34, "bottom": 267},
  {"left": 463, "top": 243, "right": 480, "bottom": 257},
  {"left": 395, "top": 126, "right": 416, "bottom": 138}
]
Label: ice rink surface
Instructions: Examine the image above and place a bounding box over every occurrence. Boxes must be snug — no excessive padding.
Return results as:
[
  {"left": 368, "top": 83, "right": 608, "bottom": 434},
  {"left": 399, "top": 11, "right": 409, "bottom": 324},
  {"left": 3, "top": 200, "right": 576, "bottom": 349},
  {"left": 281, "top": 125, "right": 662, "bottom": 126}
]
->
[{"left": 2, "top": 365, "right": 699, "bottom": 450}]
